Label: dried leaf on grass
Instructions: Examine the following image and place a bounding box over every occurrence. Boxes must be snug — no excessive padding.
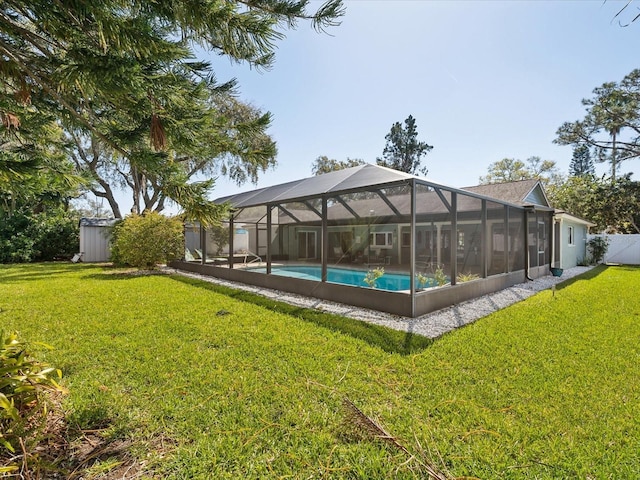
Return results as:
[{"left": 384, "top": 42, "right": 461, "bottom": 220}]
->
[{"left": 341, "top": 397, "right": 450, "bottom": 480}]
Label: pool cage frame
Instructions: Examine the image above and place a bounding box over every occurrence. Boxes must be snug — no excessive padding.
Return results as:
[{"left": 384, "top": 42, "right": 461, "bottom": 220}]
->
[{"left": 171, "top": 165, "right": 553, "bottom": 317}]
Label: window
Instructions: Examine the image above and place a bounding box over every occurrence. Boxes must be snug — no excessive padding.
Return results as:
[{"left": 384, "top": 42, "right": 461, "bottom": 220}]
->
[
  {"left": 370, "top": 231, "right": 393, "bottom": 247},
  {"left": 568, "top": 226, "right": 575, "bottom": 246}
]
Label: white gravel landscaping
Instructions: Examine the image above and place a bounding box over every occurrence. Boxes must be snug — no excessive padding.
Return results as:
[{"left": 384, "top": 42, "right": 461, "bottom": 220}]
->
[{"left": 165, "top": 266, "right": 594, "bottom": 339}]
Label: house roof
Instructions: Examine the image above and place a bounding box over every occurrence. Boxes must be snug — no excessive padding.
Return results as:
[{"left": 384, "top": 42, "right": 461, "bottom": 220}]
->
[{"left": 461, "top": 179, "right": 550, "bottom": 207}]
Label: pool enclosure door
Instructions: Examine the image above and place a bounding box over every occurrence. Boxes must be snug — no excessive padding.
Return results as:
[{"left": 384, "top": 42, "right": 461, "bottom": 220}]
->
[
  {"left": 298, "top": 231, "right": 317, "bottom": 260},
  {"left": 538, "top": 220, "right": 546, "bottom": 266}
]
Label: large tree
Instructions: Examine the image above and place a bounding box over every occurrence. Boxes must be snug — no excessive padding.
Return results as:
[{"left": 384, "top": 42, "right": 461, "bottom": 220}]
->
[
  {"left": 479, "top": 156, "right": 561, "bottom": 186},
  {"left": 0, "top": 0, "right": 343, "bottom": 224},
  {"left": 555, "top": 70, "right": 640, "bottom": 180},
  {"left": 68, "top": 93, "right": 277, "bottom": 218},
  {"left": 311, "top": 155, "right": 365, "bottom": 175},
  {"left": 376, "top": 115, "right": 433, "bottom": 175},
  {"left": 547, "top": 174, "right": 640, "bottom": 233}
]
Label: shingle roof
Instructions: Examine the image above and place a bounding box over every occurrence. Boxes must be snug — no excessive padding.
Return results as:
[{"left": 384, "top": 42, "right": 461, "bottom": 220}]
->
[{"left": 461, "top": 179, "right": 547, "bottom": 206}]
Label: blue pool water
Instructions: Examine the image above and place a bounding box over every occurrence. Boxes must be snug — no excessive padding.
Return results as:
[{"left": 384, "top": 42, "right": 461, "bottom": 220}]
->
[{"left": 249, "top": 265, "right": 438, "bottom": 291}]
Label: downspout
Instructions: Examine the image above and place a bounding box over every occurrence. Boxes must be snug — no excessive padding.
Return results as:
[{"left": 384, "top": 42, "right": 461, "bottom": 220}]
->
[{"left": 553, "top": 215, "right": 561, "bottom": 270}]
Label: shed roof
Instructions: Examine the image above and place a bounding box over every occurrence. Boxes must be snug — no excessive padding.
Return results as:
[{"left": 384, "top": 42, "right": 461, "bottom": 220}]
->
[{"left": 79, "top": 218, "right": 118, "bottom": 227}]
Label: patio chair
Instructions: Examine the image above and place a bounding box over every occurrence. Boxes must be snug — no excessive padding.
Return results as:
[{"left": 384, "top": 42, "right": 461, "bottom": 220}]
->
[
  {"left": 234, "top": 249, "right": 262, "bottom": 266},
  {"left": 330, "top": 246, "right": 346, "bottom": 263}
]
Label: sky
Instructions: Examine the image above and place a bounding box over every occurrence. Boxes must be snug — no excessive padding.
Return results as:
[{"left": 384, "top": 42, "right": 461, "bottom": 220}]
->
[{"left": 100, "top": 0, "right": 640, "bottom": 214}]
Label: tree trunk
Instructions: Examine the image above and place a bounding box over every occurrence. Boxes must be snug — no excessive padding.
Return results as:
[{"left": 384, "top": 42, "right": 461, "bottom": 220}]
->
[
  {"left": 93, "top": 179, "right": 122, "bottom": 218},
  {"left": 612, "top": 130, "right": 617, "bottom": 181}
]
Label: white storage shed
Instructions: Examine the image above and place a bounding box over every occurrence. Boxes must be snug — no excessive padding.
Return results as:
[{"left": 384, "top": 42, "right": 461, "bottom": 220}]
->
[{"left": 79, "top": 218, "right": 117, "bottom": 262}]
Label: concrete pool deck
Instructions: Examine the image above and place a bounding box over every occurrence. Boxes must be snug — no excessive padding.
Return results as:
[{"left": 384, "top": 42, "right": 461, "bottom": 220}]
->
[{"left": 165, "top": 265, "right": 595, "bottom": 339}]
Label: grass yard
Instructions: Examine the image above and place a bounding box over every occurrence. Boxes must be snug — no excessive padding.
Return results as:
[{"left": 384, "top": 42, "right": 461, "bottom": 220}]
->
[{"left": 1, "top": 263, "right": 639, "bottom": 478}]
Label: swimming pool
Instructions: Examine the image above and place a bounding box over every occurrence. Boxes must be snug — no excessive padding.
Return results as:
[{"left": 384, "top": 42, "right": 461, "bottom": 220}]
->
[{"left": 249, "top": 265, "right": 439, "bottom": 291}]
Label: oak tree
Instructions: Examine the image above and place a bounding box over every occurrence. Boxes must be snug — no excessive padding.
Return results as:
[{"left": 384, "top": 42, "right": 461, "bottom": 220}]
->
[{"left": 479, "top": 156, "right": 561, "bottom": 186}]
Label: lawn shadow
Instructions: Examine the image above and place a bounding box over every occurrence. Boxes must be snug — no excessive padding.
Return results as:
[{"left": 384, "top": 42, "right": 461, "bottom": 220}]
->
[
  {"left": 168, "top": 274, "right": 433, "bottom": 356},
  {"left": 0, "top": 262, "right": 99, "bottom": 284},
  {"left": 555, "top": 265, "right": 609, "bottom": 291},
  {"left": 82, "top": 268, "right": 169, "bottom": 281}
]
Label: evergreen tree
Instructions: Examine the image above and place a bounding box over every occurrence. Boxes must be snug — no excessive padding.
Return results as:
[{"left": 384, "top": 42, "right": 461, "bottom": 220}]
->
[
  {"left": 569, "top": 145, "right": 595, "bottom": 177},
  {"left": 376, "top": 115, "right": 433, "bottom": 175},
  {"left": 0, "top": 0, "right": 343, "bottom": 224}
]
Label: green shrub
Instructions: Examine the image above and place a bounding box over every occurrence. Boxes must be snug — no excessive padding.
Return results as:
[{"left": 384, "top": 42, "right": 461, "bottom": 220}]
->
[
  {"left": 364, "top": 267, "right": 384, "bottom": 288},
  {"left": 0, "top": 332, "right": 62, "bottom": 454},
  {"left": 456, "top": 271, "right": 480, "bottom": 283},
  {"left": 434, "top": 265, "right": 448, "bottom": 286},
  {"left": 587, "top": 236, "right": 610, "bottom": 264},
  {"left": 0, "top": 207, "right": 79, "bottom": 263},
  {"left": 415, "top": 272, "right": 429, "bottom": 289},
  {"left": 210, "top": 224, "right": 229, "bottom": 256},
  {"left": 110, "top": 212, "right": 184, "bottom": 269},
  {"left": 31, "top": 209, "right": 80, "bottom": 260}
]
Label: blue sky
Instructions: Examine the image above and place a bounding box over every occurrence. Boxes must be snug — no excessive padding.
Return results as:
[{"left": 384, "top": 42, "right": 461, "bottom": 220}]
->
[
  {"left": 97, "top": 1, "right": 640, "bottom": 214},
  {"left": 199, "top": 0, "right": 639, "bottom": 201}
]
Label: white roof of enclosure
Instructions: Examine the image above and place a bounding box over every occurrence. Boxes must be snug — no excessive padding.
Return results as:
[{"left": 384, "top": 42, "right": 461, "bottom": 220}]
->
[
  {"left": 214, "top": 164, "right": 414, "bottom": 208},
  {"left": 214, "top": 164, "right": 555, "bottom": 217}
]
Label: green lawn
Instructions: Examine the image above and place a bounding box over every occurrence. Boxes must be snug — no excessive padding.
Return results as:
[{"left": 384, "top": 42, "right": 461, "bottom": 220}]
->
[{"left": 1, "top": 263, "right": 639, "bottom": 478}]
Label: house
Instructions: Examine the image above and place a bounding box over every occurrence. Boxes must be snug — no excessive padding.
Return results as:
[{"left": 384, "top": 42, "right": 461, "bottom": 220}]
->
[
  {"left": 463, "top": 179, "right": 595, "bottom": 269},
  {"left": 553, "top": 211, "right": 595, "bottom": 268}
]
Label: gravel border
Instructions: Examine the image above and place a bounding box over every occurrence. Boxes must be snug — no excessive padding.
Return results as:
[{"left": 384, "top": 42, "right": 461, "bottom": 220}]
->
[{"left": 164, "top": 265, "right": 594, "bottom": 339}]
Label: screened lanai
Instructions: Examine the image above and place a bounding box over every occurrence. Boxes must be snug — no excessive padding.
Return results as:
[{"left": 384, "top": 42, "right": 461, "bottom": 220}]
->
[{"left": 173, "top": 164, "right": 553, "bottom": 317}]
